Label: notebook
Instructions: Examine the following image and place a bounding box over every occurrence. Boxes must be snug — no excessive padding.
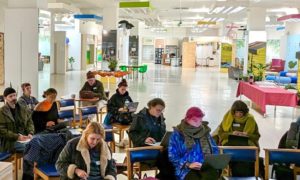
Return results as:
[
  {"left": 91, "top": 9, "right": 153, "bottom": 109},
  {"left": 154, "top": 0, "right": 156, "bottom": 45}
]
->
[
  {"left": 146, "top": 131, "right": 172, "bottom": 148},
  {"left": 127, "top": 102, "right": 139, "bottom": 112},
  {"left": 203, "top": 154, "right": 231, "bottom": 170},
  {"left": 227, "top": 134, "right": 249, "bottom": 146}
]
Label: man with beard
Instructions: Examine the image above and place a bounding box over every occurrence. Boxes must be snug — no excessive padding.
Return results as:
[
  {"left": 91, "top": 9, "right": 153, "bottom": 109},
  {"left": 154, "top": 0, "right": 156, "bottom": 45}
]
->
[{"left": 0, "top": 87, "right": 34, "bottom": 152}]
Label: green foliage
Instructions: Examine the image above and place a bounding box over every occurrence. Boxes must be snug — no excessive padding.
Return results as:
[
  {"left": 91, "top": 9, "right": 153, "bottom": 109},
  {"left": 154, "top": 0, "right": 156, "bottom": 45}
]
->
[
  {"left": 108, "top": 59, "right": 118, "bottom": 71},
  {"left": 284, "top": 84, "right": 296, "bottom": 90},
  {"left": 252, "top": 63, "right": 269, "bottom": 81},
  {"left": 69, "top": 57, "right": 75, "bottom": 64},
  {"left": 288, "top": 61, "right": 297, "bottom": 69}
]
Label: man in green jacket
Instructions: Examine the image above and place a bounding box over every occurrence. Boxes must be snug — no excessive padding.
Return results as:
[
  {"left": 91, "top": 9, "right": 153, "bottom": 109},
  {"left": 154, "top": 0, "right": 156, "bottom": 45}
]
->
[{"left": 0, "top": 87, "right": 34, "bottom": 152}]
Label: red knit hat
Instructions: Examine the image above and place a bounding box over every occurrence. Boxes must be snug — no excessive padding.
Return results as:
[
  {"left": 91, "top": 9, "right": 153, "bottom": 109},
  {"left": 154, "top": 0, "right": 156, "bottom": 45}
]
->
[{"left": 185, "top": 107, "right": 205, "bottom": 127}]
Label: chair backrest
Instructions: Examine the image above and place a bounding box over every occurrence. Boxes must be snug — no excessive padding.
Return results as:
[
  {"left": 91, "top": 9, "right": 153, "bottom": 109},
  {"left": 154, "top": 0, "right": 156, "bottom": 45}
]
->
[
  {"left": 126, "top": 146, "right": 163, "bottom": 180},
  {"left": 0, "top": 152, "right": 11, "bottom": 161},
  {"left": 219, "top": 146, "right": 259, "bottom": 177},
  {"left": 58, "top": 109, "right": 74, "bottom": 119},
  {"left": 105, "top": 128, "right": 115, "bottom": 152},
  {"left": 78, "top": 106, "right": 99, "bottom": 127},
  {"left": 264, "top": 148, "right": 300, "bottom": 180},
  {"left": 58, "top": 99, "right": 75, "bottom": 108}
]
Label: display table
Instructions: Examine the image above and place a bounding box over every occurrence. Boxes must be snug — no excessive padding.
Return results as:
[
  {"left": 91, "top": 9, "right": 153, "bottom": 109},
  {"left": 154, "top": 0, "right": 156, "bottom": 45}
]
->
[
  {"left": 236, "top": 81, "right": 298, "bottom": 115},
  {"left": 0, "top": 162, "right": 13, "bottom": 180}
]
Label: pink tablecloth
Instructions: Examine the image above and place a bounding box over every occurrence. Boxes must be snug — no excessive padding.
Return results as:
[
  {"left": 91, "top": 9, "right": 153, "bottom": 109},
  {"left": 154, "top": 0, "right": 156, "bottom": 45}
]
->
[{"left": 236, "top": 81, "right": 298, "bottom": 113}]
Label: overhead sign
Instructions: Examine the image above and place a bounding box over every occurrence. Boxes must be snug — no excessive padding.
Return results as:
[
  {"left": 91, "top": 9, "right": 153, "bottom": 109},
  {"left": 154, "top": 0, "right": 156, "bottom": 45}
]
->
[
  {"left": 197, "top": 21, "right": 216, "bottom": 25},
  {"left": 119, "top": 1, "right": 150, "bottom": 8}
]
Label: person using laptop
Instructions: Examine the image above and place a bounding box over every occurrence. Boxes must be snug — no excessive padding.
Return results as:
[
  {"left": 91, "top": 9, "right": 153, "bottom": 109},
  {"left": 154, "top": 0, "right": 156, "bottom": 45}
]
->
[
  {"left": 32, "top": 88, "right": 60, "bottom": 133},
  {"left": 128, "top": 98, "right": 166, "bottom": 147},
  {"left": 217, "top": 100, "right": 260, "bottom": 147},
  {"left": 80, "top": 71, "right": 107, "bottom": 108},
  {"left": 105, "top": 79, "right": 133, "bottom": 125},
  {"left": 168, "top": 107, "right": 219, "bottom": 180}
]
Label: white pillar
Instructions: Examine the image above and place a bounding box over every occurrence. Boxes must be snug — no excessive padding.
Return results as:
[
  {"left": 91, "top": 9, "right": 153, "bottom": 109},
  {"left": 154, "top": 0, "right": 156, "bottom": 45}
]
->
[
  {"left": 53, "top": 31, "right": 67, "bottom": 74},
  {"left": 50, "top": 13, "right": 55, "bottom": 74},
  {"left": 4, "top": 0, "right": 45, "bottom": 97}
]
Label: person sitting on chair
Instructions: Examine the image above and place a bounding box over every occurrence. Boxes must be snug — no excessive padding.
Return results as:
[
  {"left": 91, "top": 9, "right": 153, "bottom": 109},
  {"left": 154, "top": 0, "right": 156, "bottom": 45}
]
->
[
  {"left": 32, "top": 88, "right": 59, "bottom": 134},
  {"left": 217, "top": 100, "right": 260, "bottom": 147},
  {"left": 56, "top": 122, "right": 117, "bottom": 180},
  {"left": 105, "top": 79, "right": 133, "bottom": 125},
  {"left": 128, "top": 98, "right": 166, "bottom": 147},
  {"left": 0, "top": 87, "right": 34, "bottom": 152},
  {"left": 168, "top": 107, "right": 219, "bottom": 180},
  {"left": 18, "top": 82, "right": 39, "bottom": 112},
  {"left": 80, "top": 71, "right": 107, "bottom": 108}
]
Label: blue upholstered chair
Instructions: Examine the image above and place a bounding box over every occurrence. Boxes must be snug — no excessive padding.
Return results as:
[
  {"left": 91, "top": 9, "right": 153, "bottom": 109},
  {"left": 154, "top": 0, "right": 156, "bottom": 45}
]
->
[
  {"left": 126, "top": 146, "right": 163, "bottom": 180},
  {"left": 57, "top": 99, "right": 78, "bottom": 127},
  {"left": 219, "top": 146, "right": 259, "bottom": 179},
  {"left": 0, "top": 152, "right": 11, "bottom": 161},
  {"left": 78, "top": 106, "right": 99, "bottom": 127},
  {"left": 33, "top": 163, "right": 59, "bottom": 180},
  {"left": 264, "top": 148, "right": 300, "bottom": 180}
]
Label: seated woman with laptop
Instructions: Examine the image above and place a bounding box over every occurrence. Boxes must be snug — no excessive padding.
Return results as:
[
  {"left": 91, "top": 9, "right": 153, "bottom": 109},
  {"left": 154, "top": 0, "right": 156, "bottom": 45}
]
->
[
  {"left": 217, "top": 100, "right": 260, "bottom": 147},
  {"left": 168, "top": 107, "right": 220, "bottom": 180},
  {"left": 32, "top": 88, "right": 63, "bottom": 133},
  {"left": 105, "top": 79, "right": 134, "bottom": 125},
  {"left": 128, "top": 98, "right": 166, "bottom": 147}
]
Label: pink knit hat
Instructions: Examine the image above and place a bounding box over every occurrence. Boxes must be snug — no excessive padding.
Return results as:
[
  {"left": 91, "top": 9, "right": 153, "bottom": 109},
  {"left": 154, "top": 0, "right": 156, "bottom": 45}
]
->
[{"left": 185, "top": 107, "right": 205, "bottom": 127}]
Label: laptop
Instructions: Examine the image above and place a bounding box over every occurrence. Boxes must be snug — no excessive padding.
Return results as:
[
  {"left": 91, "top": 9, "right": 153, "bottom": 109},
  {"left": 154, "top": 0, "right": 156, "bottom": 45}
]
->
[
  {"left": 227, "top": 134, "right": 249, "bottom": 146},
  {"left": 127, "top": 102, "right": 139, "bottom": 112},
  {"left": 146, "top": 131, "right": 172, "bottom": 148},
  {"left": 203, "top": 154, "right": 231, "bottom": 170}
]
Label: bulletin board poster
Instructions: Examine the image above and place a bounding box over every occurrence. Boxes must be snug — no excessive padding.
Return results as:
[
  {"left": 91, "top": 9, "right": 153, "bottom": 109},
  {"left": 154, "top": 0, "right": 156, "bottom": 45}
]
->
[
  {"left": 97, "top": 49, "right": 102, "bottom": 62},
  {"left": 248, "top": 41, "right": 266, "bottom": 75},
  {"left": 221, "top": 43, "right": 232, "bottom": 68}
]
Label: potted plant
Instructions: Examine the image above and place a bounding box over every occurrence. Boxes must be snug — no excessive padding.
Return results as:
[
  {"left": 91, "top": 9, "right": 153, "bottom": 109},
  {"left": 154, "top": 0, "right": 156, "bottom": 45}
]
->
[
  {"left": 69, "top": 57, "right": 75, "bottom": 70},
  {"left": 108, "top": 59, "right": 118, "bottom": 71},
  {"left": 288, "top": 61, "right": 297, "bottom": 72},
  {"left": 252, "top": 63, "right": 269, "bottom": 81}
]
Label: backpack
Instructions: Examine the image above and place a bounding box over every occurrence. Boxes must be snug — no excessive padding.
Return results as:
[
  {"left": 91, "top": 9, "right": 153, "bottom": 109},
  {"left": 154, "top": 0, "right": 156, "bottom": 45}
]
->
[{"left": 286, "top": 122, "right": 300, "bottom": 148}]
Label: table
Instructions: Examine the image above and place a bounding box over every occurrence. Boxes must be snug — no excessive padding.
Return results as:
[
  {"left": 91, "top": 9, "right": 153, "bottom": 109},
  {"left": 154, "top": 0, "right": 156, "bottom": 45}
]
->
[
  {"left": 0, "top": 162, "right": 13, "bottom": 180},
  {"left": 236, "top": 81, "right": 298, "bottom": 115},
  {"left": 125, "top": 65, "right": 142, "bottom": 79}
]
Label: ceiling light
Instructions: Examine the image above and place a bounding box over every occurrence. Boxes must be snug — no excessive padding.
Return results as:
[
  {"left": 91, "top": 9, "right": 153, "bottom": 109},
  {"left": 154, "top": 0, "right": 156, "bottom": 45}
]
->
[
  {"left": 188, "top": 8, "right": 210, "bottom": 13},
  {"left": 267, "top": 8, "right": 299, "bottom": 15},
  {"left": 228, "top": 6, "right": 245, "bottom": 14},
  {"left": 208, "top": 6, "right": 225, "bottom": 14},
  {"left": 223, "top": 7, "right": 234, "bottom": 14},
  {"left": 217, "top": 18, "right": 225, "bottom": 22}
]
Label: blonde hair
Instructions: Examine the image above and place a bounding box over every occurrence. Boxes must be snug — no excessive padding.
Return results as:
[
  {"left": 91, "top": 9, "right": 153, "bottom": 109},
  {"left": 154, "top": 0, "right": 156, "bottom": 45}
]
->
[{"left": 81, "top": 122, "right": 105, "bottom": 145}]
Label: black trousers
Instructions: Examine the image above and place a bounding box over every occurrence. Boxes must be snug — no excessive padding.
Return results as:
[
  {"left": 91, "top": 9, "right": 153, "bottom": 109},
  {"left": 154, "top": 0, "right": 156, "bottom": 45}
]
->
[{"left": 184, "top": 166, "right": 220, "bottom": 180}]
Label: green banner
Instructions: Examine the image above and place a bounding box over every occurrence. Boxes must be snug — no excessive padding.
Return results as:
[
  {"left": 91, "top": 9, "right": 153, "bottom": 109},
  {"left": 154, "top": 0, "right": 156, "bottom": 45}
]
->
[{"left": 119, "top": 1, "right": 150, "bottom": 8}]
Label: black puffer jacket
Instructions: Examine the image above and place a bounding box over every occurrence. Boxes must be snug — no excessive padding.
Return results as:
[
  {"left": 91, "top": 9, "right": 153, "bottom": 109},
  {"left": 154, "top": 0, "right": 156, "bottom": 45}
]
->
[
  {"left": 128, "top": 107, "right": 166, "bottom": 147},
  {"left": 107, "top": 89, "right": 133, "bottom": 117}
]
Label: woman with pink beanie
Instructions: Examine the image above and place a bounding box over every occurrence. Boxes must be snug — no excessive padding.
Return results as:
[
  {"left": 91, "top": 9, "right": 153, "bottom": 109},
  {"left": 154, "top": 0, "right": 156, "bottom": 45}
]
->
[{"left": 168, "top": 107, "right": 219, "bottom": 180}]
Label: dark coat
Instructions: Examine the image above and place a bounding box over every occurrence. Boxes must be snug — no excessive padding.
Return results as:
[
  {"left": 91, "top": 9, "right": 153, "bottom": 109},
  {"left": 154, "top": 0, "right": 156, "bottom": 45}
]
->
[
  {"left": 56, "top": 137, "right": 116, "bottom": 180},
  {"left": 128, "top": 107, "right": 166, "bottom": 147},
  {"left": 107, "top": 89, "right": 132, "bottom": 116},
  {"left": 0, "top": 103, "right": 34, "bottom": 152},
  {"left": 80, "top": 80, "right": 107, "bottom": 100}
]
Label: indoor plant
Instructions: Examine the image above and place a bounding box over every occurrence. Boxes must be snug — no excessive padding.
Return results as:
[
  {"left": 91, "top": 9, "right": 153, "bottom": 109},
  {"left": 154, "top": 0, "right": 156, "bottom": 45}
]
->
[
  {"left": 68, "top": 57, "right": 75, "bottom": 70},
  {"left": 288, "top": 61, "right": 297, "bottom": 72},
  {"left": 252, "top": 63, "right": 269, "bottom": 81},
  {"left": 108, "top": 59, "right": 118, "bottom": 71}
]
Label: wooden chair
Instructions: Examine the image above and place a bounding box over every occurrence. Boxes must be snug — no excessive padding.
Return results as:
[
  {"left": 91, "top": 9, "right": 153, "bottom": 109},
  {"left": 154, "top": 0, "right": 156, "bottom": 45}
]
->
[
  {"left": 33, "top": 162, "right": 59, "bottom": 180},
  {"left": 126, "top": 146, "right": 163, "bottom": 180},
  {"left": 78, "top": 106, "right": 99, "bottom": 127},
  {"left": 104, "top": 128, "right": 116, "bottom": 153},
  {"left": 219, "top": 146, "right": 259, "bottom": 179},
  {"left": 111, "top": 123, "right": 130, "bottom": 146},
  {"left": 264, "top": 148, "right": 300, "bottom": 180}
]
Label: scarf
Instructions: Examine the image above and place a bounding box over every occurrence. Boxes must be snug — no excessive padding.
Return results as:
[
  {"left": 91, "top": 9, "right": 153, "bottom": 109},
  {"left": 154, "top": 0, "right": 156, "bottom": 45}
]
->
[
  {"left": 221, "top": 110, "right": 256, "bottom": 134},
  {"left": 176, "top": 120, "right": 212, "bottom": 155}
]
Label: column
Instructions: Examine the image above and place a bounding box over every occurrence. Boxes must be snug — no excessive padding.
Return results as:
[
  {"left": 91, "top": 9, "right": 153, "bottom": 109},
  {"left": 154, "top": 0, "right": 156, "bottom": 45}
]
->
[
  {"left": 243, "top": 7, "right": 267, "bottom": 75},
  {"left": 4, "top": 0, "right": 47, "bottom": 97}
]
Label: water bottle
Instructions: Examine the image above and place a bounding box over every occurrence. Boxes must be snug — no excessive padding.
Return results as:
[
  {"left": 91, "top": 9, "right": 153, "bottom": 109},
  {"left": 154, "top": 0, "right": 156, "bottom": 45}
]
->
[{"left": 124, "top": 99, "right": 130, "bottom": 111}]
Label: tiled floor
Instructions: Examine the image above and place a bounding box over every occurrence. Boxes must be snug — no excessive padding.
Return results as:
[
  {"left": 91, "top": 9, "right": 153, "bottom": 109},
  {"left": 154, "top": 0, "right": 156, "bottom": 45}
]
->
[
  {"left": 36, "top": 64, "right": 299, "bottom": 152},
  {"left": 2, "top": 63, "right": 300, "bottom": 179}
]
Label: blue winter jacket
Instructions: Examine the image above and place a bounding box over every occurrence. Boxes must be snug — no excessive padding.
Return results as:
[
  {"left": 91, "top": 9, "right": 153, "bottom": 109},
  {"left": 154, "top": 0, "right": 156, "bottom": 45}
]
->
[{"left": 168, "top": 128, "right": 219, "bottom": 180}]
